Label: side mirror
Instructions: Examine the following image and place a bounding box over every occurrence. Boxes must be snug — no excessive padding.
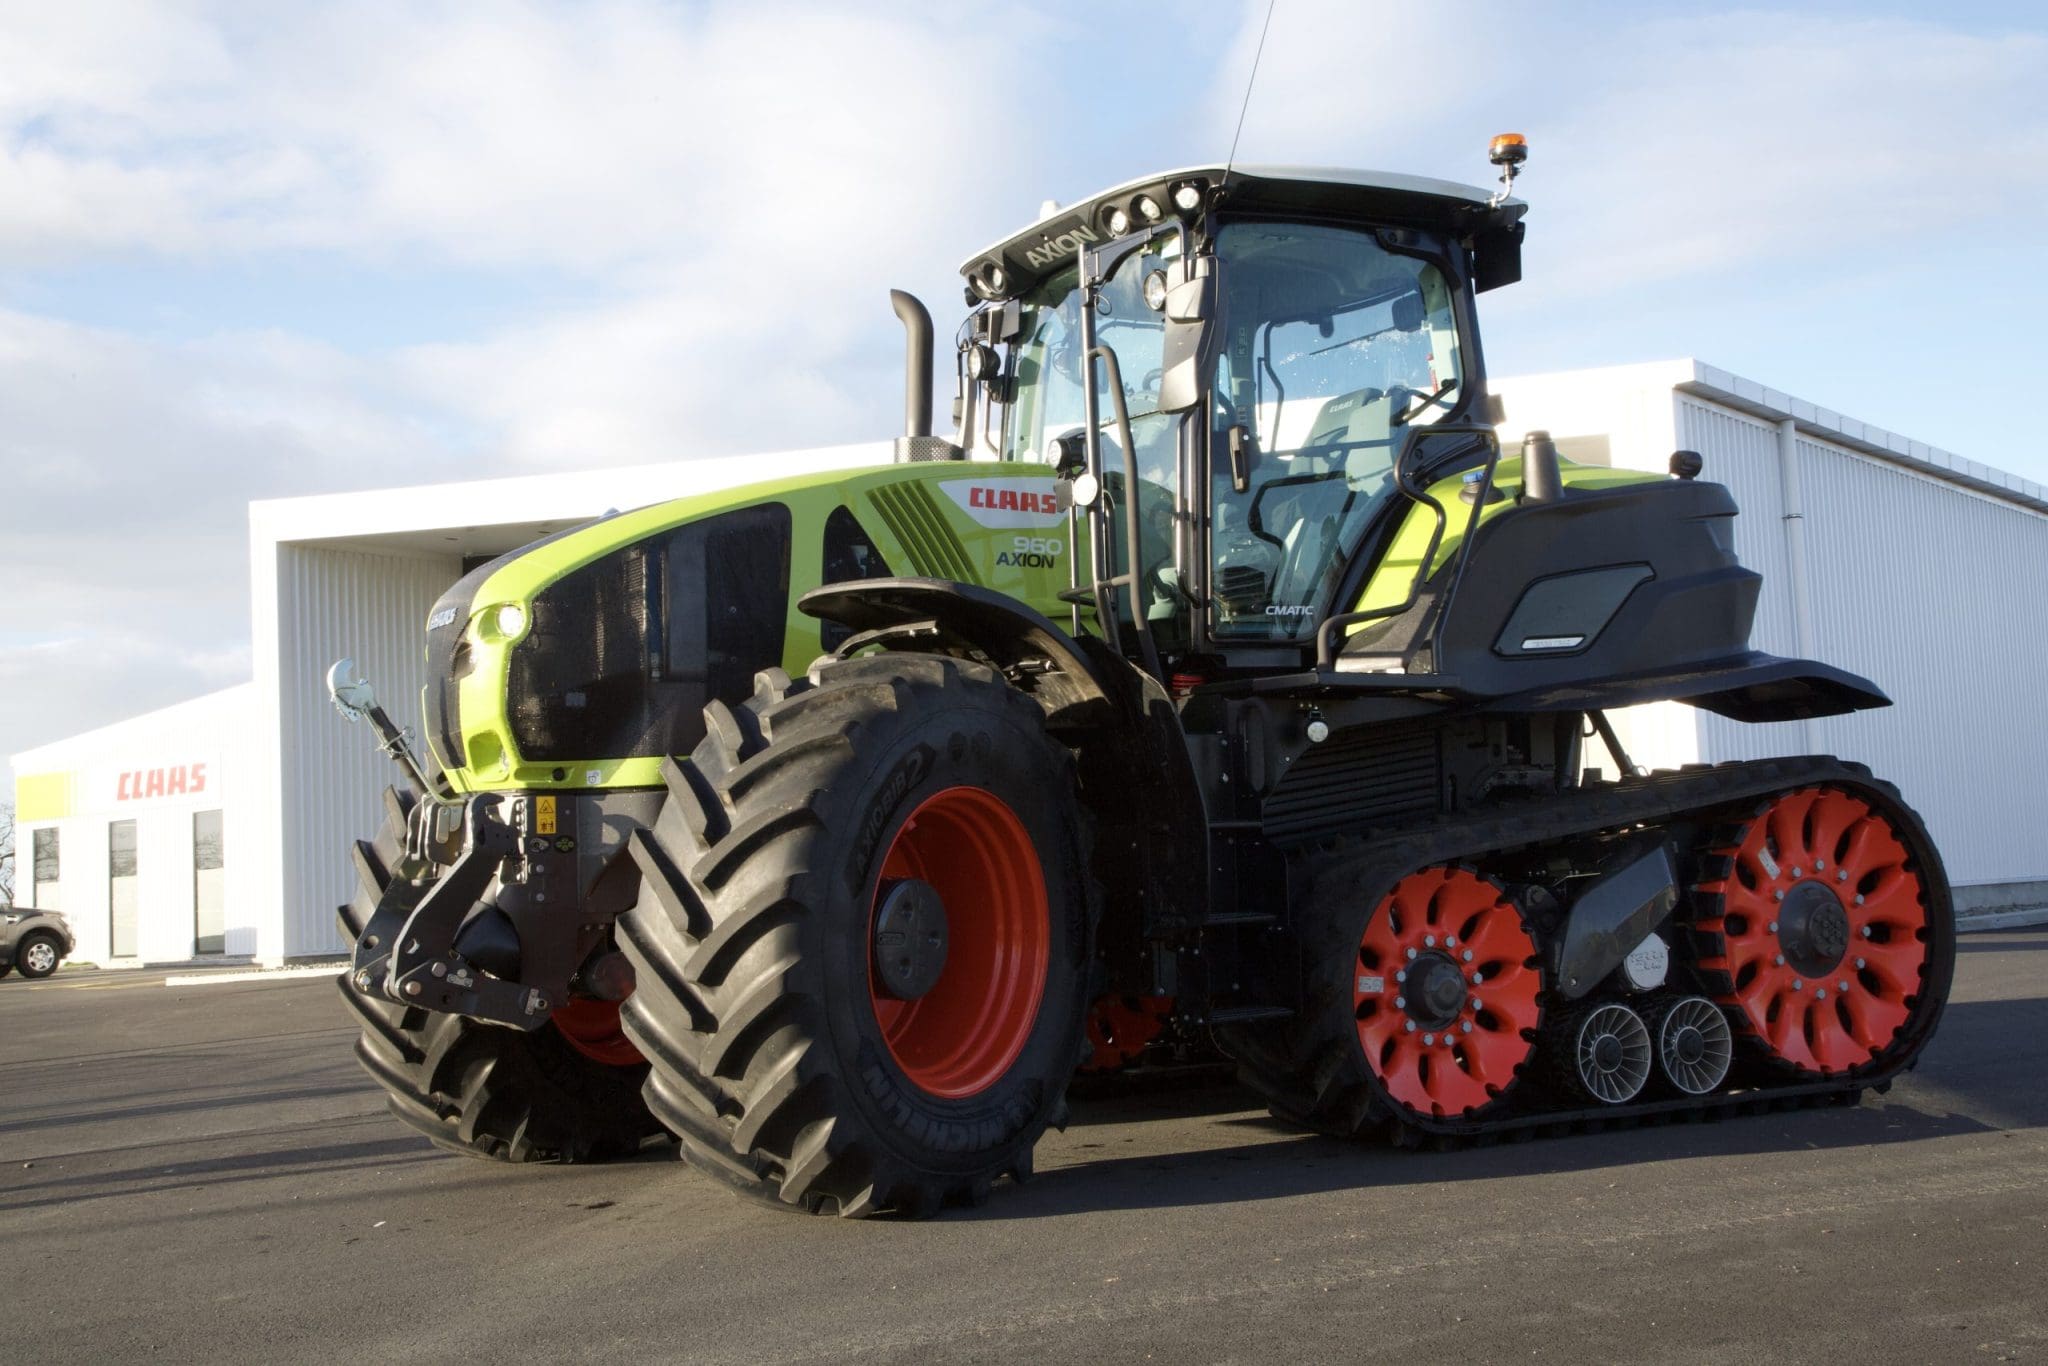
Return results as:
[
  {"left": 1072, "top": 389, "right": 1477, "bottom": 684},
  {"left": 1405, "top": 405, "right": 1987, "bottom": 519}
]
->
[
  {"left": 326, "top": 657, "right": 377, "bottom": 722},
  {"left": 1161, "top": 255, "right": 1213, "bottom": 323},
  {"left": 1156, "top": 256, "right": 1217, "bottom": 415}
]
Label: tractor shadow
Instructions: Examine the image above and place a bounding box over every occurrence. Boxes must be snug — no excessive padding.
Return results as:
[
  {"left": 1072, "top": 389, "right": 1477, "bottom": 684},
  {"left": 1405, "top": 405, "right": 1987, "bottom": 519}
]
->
[{"left": 978, "top": 993, "right": 2044, "bottom": 1221}]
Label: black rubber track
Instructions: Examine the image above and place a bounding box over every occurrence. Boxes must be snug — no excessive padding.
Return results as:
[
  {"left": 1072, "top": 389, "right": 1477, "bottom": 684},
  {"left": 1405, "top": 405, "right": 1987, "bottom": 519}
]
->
[
  {"left": 336, "top": 787, "right": 666, "bottom": 1163},
  {"left": 1218, "top": 757, "right": 1953, "bottom": 1147},
  {"left": 615, "top": 655, "right": 1097, "bottom": 1218}
]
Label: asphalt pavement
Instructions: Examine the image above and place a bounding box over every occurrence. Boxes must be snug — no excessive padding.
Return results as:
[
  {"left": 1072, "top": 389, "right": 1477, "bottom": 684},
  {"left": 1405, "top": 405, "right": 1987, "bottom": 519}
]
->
[{"left": 3, "top": 936, "right": 2045, "bottom": 1365}]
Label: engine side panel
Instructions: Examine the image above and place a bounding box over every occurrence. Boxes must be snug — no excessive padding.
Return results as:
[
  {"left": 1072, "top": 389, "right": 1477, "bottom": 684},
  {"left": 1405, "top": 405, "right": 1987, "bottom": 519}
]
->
[{"left": 421, "top": 461, "right": 1087, "bottom": 792}]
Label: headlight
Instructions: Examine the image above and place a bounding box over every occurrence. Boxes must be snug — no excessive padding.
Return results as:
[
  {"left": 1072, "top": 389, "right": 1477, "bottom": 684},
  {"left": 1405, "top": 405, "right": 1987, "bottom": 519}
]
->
[
  {"left": 481, "top": 603, "right": 527, "bottom": 641},
  {"left": 1143, "top": 269, "right": 1169, "bottom": 312}
]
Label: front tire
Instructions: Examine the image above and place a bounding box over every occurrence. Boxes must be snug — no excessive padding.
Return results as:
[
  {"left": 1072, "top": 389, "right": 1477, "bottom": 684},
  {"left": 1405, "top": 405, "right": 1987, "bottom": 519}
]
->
[
  {"left": 337, "top": 788, "right": 666, "bottom": 1162},
  {"left": 618, "top": 655, "right": 1096, "bottom": 1217},
  {"left": 16, "top": 933, "right": 63, "bottom": 979}
]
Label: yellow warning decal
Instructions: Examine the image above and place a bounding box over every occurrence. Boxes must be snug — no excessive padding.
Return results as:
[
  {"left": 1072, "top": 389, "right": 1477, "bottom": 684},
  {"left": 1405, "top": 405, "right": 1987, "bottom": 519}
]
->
[{"left": 535, "top": 795, "right": 557, "bottom": 835}]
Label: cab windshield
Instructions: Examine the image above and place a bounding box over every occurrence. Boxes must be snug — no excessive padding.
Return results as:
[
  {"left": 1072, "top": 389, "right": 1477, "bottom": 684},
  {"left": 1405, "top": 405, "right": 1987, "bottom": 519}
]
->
[
  {"left": 1003, "top": 232, "right": 1186, "bottom": 622},
  {"left": 1208, "top": 221, "right": 1464, "bottom": 643},
  {"left": 1002, "top": 234, "right": 1180, "bottom": 475}
]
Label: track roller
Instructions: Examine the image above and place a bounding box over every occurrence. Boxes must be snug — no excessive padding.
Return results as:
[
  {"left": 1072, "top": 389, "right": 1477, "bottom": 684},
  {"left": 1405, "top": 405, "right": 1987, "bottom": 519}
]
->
[
  {"left": 1653, "top": 995, "right": 1733, "bottom": 1096},
  {"left": 1555, "top": 1001, "right": 1652, "bottom": 1105}
]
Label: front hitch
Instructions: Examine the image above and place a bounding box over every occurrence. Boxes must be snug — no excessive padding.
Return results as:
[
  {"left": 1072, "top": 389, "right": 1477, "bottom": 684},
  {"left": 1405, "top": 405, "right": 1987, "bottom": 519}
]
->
[{"left": 350, "top": 795, "right": 559, "bottom": 1029}]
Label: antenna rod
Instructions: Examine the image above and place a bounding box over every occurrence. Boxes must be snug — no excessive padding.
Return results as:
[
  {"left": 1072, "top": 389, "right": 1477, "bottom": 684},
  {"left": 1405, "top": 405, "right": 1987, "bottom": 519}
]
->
[{"left": 1223, "top": 0, "right": 1278, "bottom": 179}]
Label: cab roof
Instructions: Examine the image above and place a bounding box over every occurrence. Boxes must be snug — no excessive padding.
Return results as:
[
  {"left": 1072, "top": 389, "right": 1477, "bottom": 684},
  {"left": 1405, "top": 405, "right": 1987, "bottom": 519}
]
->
[{"left": 961, "top": 165, "right": 1529, "bottom": 297}]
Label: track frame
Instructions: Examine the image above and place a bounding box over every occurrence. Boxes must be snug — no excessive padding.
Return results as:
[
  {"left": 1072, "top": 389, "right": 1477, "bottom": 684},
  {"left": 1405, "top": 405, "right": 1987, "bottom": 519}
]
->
[{"left": 1259, "top": 755, "right": 1953, "bottom": 1143}]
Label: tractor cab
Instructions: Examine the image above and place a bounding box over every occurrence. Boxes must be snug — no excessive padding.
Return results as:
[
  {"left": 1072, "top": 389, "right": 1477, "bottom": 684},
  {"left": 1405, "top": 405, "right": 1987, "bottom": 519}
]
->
[{"left": 950, "top": 162, "right": 1529, "bottom": 678}]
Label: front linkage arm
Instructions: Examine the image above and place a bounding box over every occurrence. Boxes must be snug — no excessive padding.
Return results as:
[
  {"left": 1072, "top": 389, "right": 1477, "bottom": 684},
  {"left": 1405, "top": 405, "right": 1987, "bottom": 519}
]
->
[{"left": 350, "top": 795, "right": 559, "bottom": 1030}]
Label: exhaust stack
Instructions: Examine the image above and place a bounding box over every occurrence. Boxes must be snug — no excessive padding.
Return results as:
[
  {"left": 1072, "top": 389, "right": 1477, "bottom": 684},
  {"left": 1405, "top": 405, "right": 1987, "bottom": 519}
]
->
[
  {"left": 890, "top": 290, "right": 963, "bottom": 462},
  {"left": 1521, "top": 429, "right": 1563, "bottom": 503}
]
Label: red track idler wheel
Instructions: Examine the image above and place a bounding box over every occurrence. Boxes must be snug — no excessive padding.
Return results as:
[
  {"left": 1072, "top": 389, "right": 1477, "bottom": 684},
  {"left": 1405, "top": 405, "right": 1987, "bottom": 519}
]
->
[
  {"left": 1693, "top": 786, "right": 1931, "bottom": 1075},
  {"left": 868, "top": 785, "right": 1051, "bottom": 1100},
  {"left": 1352, "top": 865, "right": 1543, "bottom": 1119},
  {"left": 552, "top": 996, "right": 644, "bottom": 1068},
  {"left": 1081, "top": 994, "right": 1175, "bottom": 1073}
]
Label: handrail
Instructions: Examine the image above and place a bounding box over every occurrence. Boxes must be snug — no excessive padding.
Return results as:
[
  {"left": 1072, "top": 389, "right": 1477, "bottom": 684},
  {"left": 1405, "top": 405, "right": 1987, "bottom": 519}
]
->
[
  {"left": 1090, "top": 344, "right": 1165, "bottom": 684},
  {"left": 1314, "top": 422, "right": 1500, "bottom": 668}
]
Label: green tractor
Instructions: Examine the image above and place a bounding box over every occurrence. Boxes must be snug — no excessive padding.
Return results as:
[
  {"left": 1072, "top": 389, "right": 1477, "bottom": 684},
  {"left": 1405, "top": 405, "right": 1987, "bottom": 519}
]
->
[{"left": 331, "top": 138, "right": 1952, "bottom": 1215}]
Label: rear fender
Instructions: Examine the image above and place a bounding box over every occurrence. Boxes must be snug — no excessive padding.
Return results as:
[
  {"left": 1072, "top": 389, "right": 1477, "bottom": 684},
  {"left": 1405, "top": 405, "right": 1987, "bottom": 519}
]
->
[{"left": 1487, "top": 652, "right": 1890, "bottom": 724}]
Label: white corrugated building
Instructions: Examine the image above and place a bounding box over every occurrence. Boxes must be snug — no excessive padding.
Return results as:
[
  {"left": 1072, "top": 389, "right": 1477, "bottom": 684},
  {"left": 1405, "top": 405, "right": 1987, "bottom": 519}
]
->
[
  {"left": 10, "top": 362, "right": 2046, "bottom": 966},
  {"left": 1492, "top": 361, "right": 2048, "bottom": 922}
]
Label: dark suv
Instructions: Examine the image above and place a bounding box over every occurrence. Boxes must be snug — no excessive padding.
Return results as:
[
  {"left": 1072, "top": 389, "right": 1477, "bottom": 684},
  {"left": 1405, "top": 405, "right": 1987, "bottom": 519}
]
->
[{"left": 1, "top": 908, "right": 74, "bottom": 980}]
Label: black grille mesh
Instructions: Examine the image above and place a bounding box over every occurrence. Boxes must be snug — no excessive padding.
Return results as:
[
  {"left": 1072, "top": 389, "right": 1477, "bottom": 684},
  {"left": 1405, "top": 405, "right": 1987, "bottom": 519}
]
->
[
  {"left": 508, "top": 545, "right": 668, "bottom": 762},
  {"left": 507, "top": 503, "right": 791, "bottom": 765},
  {"left": 1261, "top": 725, "right": 1442, "bottom": 844}
]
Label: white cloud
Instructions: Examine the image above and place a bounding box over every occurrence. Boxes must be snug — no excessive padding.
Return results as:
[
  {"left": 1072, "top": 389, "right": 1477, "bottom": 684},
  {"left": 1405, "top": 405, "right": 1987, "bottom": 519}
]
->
[
  {"left": 0, "top": 1, "right": 1065, "bottom": 751},
  {"left": 0, "top": 2, "right": 1040, "bottom": 274},
  {"left": 0, "top": 634, "right": 250, "bottom": 763},
  {"left": 1219, "top": 3, "right": 2048, "bottom": 295},
  {"left": 0, "top": 304, "right": 467, "bottom": 755},
  {"left": 1, "top": 3, "right": 1068, "bottom": 469}
]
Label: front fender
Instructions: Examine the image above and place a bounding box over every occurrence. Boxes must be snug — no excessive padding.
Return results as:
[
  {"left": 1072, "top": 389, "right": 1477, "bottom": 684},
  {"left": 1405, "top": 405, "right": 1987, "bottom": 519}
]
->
[
  {"left": 801, "top": 577, "right": 1119, "bottom": 726},
  {"left": 801, "top": 575, "right": 1214, "bottom": 965}
]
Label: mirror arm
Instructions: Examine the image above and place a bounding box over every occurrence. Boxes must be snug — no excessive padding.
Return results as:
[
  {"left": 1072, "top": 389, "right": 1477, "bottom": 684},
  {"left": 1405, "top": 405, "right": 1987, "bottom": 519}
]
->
[{"left": 366, "top": 702, "right": 435, "bottom": 798}]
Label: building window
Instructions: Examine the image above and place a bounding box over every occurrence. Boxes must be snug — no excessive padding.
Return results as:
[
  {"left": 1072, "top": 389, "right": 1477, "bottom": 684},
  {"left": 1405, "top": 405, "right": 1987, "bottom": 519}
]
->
[
  {"left": 32, "top": 829, "right": 59, "bottom": 910},
  {"left": 109, "top": 820, "right": 139, "bottom": 959},
  {"left": 194, "top": 810, "right": 225, "bottom": 956}
]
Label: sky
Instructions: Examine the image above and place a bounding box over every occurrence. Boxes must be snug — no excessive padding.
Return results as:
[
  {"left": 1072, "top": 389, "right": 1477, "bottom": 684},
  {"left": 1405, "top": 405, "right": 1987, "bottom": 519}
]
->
[{"left": 3, "top": 0, "right": 2045, "bottom": 761}]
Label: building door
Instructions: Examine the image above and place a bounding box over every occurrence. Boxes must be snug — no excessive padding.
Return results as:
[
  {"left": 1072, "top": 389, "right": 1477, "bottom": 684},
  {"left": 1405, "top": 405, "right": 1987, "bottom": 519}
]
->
[
  {"left": 193, "top": 810, "right": 225, "bottom": 955},
  {"left": 32, "top": 829, "right": 60, "bottom": 909},
  {"left": 109, "top": 820, "right": 138, "bottom": 959}
]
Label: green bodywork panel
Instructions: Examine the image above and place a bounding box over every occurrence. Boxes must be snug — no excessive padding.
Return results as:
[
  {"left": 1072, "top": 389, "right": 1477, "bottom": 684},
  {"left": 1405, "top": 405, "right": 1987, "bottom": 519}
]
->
[
  {"left": 437, "top": 461, "right": 1084, "bottom": 792},
  {"left": 428, "top": 450, "right": 1665, "bottom": 792},
  {"left": 1352, "top": 456, "right": 1662, "bottom": 620}
]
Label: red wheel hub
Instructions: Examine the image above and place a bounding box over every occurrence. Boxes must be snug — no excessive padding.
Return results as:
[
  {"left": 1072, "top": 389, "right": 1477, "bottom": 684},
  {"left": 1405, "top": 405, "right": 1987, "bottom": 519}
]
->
[
  {"left": 1352, "top": 866, "right": 1542, "bottom": 1119},
  {"left": 869, "top": 786, "right": 1050, "bottom": 1099},
  {"left": 552, "top": 995, "right": 644, "bottom": 1067},
  {"left": 1695, "top": 786, "right": 1930, "bottom": 1074}
]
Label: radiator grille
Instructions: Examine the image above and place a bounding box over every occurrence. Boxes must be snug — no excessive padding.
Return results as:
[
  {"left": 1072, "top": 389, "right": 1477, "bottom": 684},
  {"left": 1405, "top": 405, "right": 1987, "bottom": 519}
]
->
[
  {"left": 506, "top": 502, "right": 792, "bottom": 765},
  {"left": 1261, "top": 726, "right": 1442, "bottom": 844}
]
